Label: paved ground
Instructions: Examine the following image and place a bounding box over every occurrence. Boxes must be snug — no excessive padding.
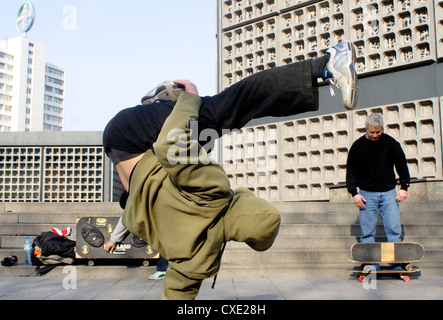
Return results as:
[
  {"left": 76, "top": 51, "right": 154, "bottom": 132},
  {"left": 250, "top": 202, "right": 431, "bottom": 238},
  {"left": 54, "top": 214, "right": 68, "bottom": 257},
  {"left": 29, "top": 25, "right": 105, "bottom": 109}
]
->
[{"left": 1, "top": 273, "right": 443, "bottom": 300}]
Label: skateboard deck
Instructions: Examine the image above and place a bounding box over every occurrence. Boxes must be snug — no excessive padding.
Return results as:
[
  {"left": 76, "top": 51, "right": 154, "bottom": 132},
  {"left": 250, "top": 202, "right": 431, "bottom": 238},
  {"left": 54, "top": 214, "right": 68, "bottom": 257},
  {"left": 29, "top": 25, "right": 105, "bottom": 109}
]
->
[
  {"left": 351, "top": 242, "right": 424, "bottom": 264},
  {"left": 352, "top": 266, "right": 421, "bottom": 283},
  {"left": 76, "top": 217, "right": 159, "bottom": 266}
]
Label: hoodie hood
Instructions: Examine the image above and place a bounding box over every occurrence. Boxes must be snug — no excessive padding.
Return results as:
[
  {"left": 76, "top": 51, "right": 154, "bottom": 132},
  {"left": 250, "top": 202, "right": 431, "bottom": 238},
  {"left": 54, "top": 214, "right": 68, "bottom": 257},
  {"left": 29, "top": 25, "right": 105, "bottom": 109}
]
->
[{"left": 224, "top": 188, "right": 281, "bottom": 252}]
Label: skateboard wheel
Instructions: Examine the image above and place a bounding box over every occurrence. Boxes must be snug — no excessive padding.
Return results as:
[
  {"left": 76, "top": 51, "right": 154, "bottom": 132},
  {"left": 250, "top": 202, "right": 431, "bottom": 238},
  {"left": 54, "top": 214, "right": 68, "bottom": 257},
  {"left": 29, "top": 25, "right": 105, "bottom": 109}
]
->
[
  {"left": 88, "top": 260, "right": 95, "bottom": 267},
  {"left": 403, "top": 264, "right": 413, "bottom": 272},
  {"left": 142, "top": 260, "right": 150, "bottom": 267},
  {"left": 357, "top": 275, "right": 366, "bottom": 283},
  {"left": 402, "top": 276, "right": 410, "bottom": 282},
  {"left": 363, "top": 265, "right": 372, "bottom": 273}
]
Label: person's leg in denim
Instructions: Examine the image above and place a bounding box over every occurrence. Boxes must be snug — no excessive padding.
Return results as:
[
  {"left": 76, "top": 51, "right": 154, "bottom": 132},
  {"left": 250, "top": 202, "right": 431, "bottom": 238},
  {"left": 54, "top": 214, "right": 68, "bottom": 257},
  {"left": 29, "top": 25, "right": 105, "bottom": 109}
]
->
[
  {"left": 379, "top": 189, "right": 402, "bottom": 243},
  {"left": 358, "top": 190, "right": 379, "bottom": 243}
]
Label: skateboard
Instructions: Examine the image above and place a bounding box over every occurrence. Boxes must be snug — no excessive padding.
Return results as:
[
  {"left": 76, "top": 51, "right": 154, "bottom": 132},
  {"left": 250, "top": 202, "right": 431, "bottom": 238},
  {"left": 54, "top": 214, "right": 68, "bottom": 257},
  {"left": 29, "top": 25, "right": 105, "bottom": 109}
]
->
[
  {"left": 350, "top": 242, "right": 425, "bottom": 282},
  {"left": 76, "top": 217, "right": 160, "bottom": 266},
  {"left": 353, "top": 265, "right": 421, "bottom": 283}
]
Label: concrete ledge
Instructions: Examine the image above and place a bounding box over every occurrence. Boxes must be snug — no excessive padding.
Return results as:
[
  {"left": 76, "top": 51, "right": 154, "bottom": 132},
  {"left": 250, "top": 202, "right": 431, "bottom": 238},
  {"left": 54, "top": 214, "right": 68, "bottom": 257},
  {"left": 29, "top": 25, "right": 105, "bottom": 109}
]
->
[
  {"left": 0, "top": 131, "right": 103, "bottom": 146},
  {"left": 407, "top": 179, "right": 443, "bottom": 202},
  {"left": 3, "top": 202, "right": 121, "bottom": 214},
  {"left": 329, "top": 179, "right": 443, "bottom": 203}
]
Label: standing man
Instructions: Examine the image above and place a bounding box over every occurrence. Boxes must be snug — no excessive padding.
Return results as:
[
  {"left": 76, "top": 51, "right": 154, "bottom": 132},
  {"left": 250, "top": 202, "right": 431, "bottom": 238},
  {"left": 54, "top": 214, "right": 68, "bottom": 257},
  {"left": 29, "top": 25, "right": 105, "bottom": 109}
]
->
[{"left": 346, "top": 113, "right": 410, "bottom": 244}]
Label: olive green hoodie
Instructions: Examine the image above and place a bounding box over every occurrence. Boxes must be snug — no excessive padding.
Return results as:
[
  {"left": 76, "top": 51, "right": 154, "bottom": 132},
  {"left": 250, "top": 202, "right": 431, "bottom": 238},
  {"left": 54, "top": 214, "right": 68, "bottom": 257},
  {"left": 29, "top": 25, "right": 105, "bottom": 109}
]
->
[{"left": 123, "top": 92, "right": 280, "bottom": 299}]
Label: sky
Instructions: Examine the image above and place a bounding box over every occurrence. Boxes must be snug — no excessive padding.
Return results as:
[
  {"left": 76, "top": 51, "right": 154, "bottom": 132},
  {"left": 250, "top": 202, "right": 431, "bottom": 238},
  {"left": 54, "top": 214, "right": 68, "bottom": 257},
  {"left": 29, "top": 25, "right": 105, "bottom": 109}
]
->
[{"left": 0, "top": 0, "right": 218, "bottom": 131}]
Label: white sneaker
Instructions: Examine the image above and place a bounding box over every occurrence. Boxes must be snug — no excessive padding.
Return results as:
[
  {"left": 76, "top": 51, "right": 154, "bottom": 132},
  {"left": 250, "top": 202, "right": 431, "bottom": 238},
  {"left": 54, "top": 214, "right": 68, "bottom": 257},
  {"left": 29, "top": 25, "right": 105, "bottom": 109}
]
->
[
  {"left": 325, "top": 41, "right": 359, "bottom": 110},
  {"left": 148, "top": 271, "right": 166, "bottom": 280}
]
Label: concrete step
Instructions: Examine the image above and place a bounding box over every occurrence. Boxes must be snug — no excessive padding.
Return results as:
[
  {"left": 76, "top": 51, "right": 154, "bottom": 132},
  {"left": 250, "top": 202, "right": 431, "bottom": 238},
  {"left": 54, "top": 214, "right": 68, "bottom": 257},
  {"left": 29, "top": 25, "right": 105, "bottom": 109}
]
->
[
  {"left": 3, "top": 242, "right": 442, "bottom": 269},
  {"left": 279, "top": 223, "right": 443, "bottom": 237},
  {"left": 2, "top": 211, "right": 440, "bottom": 227},
  {"left": 222, "top": 249, "right": 351, "bottom": 265},
  {"left": 1, "top": 221, "right": 441, "bottom": 240},
  {"left": 1, "top": 202, "right": 122, "bottom": 214},
  {"left": 217, "top": 263, "right": 443, "bottom": 278},
  {"left": 1, "top": 210, "right": 441, "bottom": 226},
  {"left": 281, "top": 211, "right": 443, "bottom": 225},
  {"left": 1, "top": 263, "right": 442, "bottom": 279},
  {"left": 4, "top": 234, "right": 443, "bottom": 252},
  {"left": 228, "top": 236, "right": 443, "bottom": 250},
  {"left": 220, "top": 248, "right": 443, "bottom": 265},
  {"left": 2, "top": 223, "right": 442, "bottom": 246},
  {"left": 0, "top": 224, "right": 76, "bottom": 236},
  {"left": 1, "top": 201, "right": 442, "bottom": 279},
  {"left": 274, "top": 201, "right": 443, "bottom": 214},
  {"left": 0, "top": 264, "right": 158, "bottom": 278},
  {"left": 0, "top": 212, "right": 121, "bottom": 224},
  {"left": 3, "top": 201, "right": 442, "bottom": 215}
]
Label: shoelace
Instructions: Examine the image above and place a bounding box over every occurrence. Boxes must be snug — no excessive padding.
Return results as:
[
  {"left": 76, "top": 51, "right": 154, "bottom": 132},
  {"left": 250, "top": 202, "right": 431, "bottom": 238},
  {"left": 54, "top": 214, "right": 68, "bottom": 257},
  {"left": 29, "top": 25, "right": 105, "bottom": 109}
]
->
[{"left": 328, "top": 79, "right": 338, "bottom": 97}]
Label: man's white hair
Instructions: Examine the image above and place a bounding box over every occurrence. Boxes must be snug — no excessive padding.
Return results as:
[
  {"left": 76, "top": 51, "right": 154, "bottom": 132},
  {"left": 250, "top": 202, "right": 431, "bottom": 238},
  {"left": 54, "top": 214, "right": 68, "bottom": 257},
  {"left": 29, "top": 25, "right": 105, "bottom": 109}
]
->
[{"left": 365, "top": 113, "right": 384, "bottom": 130}]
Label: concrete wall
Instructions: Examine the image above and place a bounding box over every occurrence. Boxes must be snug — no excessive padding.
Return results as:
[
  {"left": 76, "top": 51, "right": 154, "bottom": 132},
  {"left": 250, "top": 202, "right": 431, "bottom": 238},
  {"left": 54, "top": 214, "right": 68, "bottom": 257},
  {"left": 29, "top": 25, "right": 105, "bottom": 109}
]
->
[
  {"left": 0, "top": 131, "right": 115, "bottom": 202},
  {"left": 218, "top": 0, "right": 443, "bottom": 202}
]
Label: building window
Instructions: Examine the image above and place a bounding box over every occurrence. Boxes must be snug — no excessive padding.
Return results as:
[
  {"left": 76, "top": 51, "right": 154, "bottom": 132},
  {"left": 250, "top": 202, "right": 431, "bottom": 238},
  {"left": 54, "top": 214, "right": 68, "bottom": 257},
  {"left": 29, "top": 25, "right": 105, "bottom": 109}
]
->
[
  {"left": 0, "top": 115, "right": 11, "bottom": 122},
  {"left": 45, "top": 114, "right": 62, "bottom": 123},
  {"left": 47, "top": 76, "right": 64, "bottom": 86},
  {"left": 54, "top": 97, "right": 63, "bottom": 104},
  {"left": 45, "top": 104, "right": 62, "bottom": 114},
  {"left": 0, "top": 52, "right": 14, "bottom": 61},
  {"left": 46, "top": 67, "right": 64, "bottom": 77},
  {"left": 0, "top": 94, "right": 12, "bottom": 102},
  {"left": 54, "top": 88, "right": 64, "bottom": 95},
  {"left": 0, "top": 104, "right": 12, "bottom": 112},
  {"left": 0, "top": 73, "right": 13, "bottom": 82}
]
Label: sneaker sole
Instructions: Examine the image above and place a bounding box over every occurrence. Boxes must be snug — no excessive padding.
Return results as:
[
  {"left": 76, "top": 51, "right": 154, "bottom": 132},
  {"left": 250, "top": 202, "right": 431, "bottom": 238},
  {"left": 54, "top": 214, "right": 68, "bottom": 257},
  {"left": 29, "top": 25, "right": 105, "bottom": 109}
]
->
[
  {"left": 347, "top": 42, "right": 359, "bottom": 110},
  {"left": 329, "top": 41, "right": 359, "bottom": 110}
]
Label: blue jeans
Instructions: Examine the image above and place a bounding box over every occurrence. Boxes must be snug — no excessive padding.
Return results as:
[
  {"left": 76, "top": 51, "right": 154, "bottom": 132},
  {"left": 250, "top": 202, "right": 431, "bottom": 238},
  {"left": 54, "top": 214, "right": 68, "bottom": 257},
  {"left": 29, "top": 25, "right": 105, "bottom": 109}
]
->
[
  {"left": 157, "top": 256, "right": 168, "bottom": 272},
  {"left": 359, "top": 189, "right": 402, "bottom": 243}
]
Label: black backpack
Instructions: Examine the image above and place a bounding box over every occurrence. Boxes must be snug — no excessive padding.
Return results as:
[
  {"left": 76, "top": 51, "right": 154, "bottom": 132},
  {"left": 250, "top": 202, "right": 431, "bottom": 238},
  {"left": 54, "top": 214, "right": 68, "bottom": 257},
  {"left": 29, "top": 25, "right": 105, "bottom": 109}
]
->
[{"left": 31, "top": 232, "right": 76, "bottom": 275}]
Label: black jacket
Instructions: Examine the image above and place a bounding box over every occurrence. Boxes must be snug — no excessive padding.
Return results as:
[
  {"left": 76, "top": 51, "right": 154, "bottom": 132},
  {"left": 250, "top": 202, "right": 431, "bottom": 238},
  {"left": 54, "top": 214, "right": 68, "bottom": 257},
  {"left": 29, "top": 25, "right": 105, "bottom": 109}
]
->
[
  {"left": 346, "top": 133, "right": 410, "bottom": 197},
  {"left": 33, "top": 232, "right": 76, "bottom": 258}
]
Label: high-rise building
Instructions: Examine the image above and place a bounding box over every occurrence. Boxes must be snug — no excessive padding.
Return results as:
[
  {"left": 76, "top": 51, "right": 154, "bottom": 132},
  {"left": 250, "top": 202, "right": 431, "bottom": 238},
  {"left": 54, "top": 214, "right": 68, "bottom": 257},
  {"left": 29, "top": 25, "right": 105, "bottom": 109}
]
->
[{"left": 0, "top": 36, "right": 66, "bottom": 132}]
